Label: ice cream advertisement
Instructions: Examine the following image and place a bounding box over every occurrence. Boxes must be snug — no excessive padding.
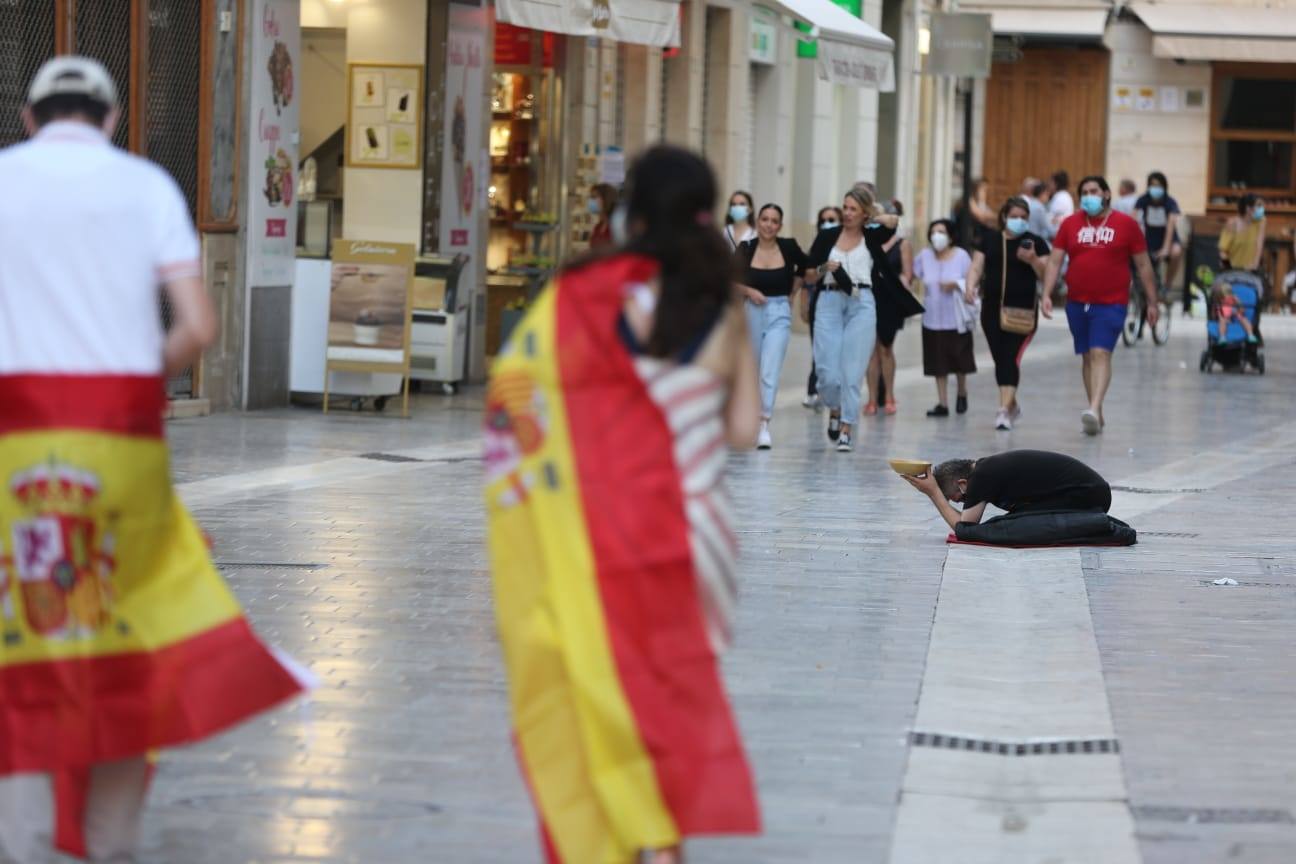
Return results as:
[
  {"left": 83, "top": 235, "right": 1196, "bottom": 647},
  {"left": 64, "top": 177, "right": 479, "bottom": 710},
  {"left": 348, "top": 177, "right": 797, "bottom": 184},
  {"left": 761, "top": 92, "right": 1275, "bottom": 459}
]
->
[
  {"left": 439, "top": 5, "right": 485, "bottom": 251},
  {"left": 246, "top": 0, "right": 300, "bottom": 286}
]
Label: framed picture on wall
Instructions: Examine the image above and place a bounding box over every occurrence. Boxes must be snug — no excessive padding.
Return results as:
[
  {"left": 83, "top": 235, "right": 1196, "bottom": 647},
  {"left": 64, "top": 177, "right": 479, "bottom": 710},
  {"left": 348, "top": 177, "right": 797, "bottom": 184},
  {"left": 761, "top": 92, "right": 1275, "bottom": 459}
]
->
[{"left": 347, "top": 64, "right": 424, "bottom": 169}]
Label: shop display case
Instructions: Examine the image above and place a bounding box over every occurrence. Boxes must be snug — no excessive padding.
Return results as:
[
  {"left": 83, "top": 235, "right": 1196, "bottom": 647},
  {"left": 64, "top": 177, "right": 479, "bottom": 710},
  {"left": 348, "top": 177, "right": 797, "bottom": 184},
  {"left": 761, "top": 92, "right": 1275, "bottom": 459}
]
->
[{"left": 409, "top": 254, "right": 470, "bottom": 393}]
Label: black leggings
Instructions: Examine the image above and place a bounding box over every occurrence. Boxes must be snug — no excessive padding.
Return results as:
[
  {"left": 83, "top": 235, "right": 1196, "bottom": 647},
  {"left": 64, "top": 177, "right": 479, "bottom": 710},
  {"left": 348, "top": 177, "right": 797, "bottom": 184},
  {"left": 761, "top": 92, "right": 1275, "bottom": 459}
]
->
[{"left": 981, "top": 312, "right": 1032, "bottom": 388}]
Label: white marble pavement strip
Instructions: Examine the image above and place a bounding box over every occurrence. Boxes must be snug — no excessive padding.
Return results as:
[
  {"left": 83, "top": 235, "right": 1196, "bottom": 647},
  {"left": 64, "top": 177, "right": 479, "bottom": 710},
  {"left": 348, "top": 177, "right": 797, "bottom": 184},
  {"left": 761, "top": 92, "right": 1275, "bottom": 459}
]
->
[
  {"left": 887, "top": 427, "right": 1296, "bottom": 864},
  {"left": 888, "top": 548, "right": 1141, "bottom": 864},
  {"left": 174, "top": 438, "right": 480, "bottom": 508}
]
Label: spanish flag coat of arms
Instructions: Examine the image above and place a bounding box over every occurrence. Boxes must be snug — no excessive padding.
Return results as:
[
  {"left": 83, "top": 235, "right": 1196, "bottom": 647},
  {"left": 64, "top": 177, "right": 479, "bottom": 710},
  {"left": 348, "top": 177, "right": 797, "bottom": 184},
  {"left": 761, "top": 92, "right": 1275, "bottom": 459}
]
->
[{"left": 485, "top": 255, "right": 760, "bottom": 862}]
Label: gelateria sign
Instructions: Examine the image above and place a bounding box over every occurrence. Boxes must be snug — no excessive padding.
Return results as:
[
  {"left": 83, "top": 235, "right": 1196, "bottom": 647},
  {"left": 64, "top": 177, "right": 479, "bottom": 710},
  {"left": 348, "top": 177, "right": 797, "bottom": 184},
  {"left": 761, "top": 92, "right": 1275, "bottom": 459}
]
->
[{"left": 496, "top": 0, "right": 681, "bottom": 47}]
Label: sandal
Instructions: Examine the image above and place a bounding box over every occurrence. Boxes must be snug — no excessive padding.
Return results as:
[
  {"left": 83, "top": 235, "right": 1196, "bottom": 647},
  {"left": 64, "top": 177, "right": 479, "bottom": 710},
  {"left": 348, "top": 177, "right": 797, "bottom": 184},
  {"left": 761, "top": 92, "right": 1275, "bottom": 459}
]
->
[
  {"left": 884, "top": 399, "right": 898, "bottom": 416},
  {"left": 863, "top": 402, "right": 878, "bottom": 416}
]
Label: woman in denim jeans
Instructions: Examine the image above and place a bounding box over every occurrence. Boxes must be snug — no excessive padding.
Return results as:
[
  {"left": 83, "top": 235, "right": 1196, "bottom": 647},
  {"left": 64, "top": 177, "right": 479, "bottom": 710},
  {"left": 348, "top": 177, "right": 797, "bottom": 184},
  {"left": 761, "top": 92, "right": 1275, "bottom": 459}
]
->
[
  {"left": 805, "top": 187, "right": 919, "bottom": 452},
  {"left": 736, "top": 204, "right": 808, "bottom": 449}
]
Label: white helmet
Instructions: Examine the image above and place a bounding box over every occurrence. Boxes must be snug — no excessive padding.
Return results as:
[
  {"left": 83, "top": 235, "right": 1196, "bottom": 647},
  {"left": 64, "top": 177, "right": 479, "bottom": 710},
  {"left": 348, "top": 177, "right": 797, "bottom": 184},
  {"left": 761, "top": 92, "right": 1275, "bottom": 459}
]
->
[{"left": 27, "top": 55, "right": 118, "bottom": 108}]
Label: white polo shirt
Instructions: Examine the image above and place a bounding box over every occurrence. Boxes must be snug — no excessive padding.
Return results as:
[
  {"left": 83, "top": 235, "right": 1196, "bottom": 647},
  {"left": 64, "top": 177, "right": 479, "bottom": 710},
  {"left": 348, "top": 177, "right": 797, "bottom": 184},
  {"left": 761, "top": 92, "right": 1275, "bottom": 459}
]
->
[{"left": 0, "top": 121, "right": 200, "bottom": 376}]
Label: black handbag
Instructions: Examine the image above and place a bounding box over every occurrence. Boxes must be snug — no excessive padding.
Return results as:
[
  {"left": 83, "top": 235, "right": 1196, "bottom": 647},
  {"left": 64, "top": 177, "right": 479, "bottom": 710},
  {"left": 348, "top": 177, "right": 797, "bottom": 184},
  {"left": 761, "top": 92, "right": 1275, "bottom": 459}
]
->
[{"left": 830, "top": 265, "right": 854, "bottom": 294}]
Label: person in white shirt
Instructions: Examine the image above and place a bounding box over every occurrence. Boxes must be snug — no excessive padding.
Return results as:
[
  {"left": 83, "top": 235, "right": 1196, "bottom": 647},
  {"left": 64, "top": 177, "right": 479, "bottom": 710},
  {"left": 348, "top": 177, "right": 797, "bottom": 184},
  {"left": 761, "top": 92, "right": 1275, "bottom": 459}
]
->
[
  {"left": 1113, "top": 178, "right": 1139, "bottom": 216},
  {"left": 722, "top": 190, "right": 756, "bottom": 251},
  {"left": 1046, "top": 170, "right": 1074, "bottom": 241},
  {"left": 1022, "top": 177, "right": 1051, "bottom": 240},
  {"left": 0, "top": 56, "right": 303, "bottom": 864}
]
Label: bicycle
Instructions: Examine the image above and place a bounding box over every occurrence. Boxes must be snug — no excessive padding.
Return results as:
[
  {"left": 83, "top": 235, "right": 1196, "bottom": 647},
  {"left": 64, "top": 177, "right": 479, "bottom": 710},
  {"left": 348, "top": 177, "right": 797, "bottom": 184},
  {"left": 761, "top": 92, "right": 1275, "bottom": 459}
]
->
[{"left": 1123, "top": 256, "right": 1171, "bottom": 346}]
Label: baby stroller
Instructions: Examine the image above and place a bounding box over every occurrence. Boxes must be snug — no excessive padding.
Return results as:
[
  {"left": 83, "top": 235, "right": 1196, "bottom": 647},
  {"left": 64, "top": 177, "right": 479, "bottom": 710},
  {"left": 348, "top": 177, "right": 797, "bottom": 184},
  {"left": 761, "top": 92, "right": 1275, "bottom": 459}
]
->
[{"left": 1199, "top": 269, "right": 1265, "bottom": 374}]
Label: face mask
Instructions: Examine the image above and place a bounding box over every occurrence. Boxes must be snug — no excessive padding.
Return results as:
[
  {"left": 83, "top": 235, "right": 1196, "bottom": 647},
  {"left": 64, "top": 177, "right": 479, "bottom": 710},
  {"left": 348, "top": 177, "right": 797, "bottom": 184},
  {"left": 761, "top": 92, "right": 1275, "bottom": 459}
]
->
[
  {"left": 1080, "top": 194, "right": 1105, "bottom": 216},
  {"left": 587, "top": 198, "right": 601, "bottom": 215},
  {"left": 1005, "top": 217, "right": 1029, "bottom": 236},
  {"left": 610, "top": 205, "right": 628, "bottom": 244},
  {"left": 930, "top": 232, "right": 950, "bottom": 252},
  {"left": 1148, "top": 186, "right": 1165, "bottom": 200},
  {"left": 729, "top": 204, "right": 750, "bottom": 224},
  {"left": 1253, "top": 206, "right": 1265, "bottom": 220},
  {"left": 820, "top": 221, "right": 840, "bottom": 231}
]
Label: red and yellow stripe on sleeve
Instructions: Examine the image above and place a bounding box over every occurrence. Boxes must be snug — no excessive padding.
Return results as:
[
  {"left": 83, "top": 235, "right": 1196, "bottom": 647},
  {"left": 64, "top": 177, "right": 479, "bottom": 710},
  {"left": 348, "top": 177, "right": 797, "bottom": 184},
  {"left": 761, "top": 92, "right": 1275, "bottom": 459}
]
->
[{"left": 487, "top": 256, "right": 758, "bottom": 863}]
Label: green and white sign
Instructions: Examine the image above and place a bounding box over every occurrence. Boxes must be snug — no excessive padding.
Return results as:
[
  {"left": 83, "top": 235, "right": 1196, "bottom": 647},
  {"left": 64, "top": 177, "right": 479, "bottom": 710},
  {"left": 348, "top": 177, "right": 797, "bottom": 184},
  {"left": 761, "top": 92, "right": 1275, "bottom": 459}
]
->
[
  {"left": 751, "top": 5, "right": 779, "bottom": 65},
  {"left": 796, "top": 0, "right": 861, "bottom": 59}
]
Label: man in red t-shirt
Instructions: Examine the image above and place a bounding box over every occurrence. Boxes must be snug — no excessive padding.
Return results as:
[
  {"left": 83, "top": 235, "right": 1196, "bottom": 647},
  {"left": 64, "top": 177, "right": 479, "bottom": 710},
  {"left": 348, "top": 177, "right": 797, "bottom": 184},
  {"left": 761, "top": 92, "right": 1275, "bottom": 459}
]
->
[{"left": 1042, "top": 175, "right": 1158, "bottom": 436}]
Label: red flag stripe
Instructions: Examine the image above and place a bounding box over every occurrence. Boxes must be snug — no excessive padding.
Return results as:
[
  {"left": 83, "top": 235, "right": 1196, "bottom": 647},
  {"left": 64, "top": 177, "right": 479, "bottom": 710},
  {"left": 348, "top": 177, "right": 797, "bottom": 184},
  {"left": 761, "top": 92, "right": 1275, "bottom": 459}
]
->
[
  {"left": 0, "top": 617, "right": 303, "bottom": 774},
  {"left": 0, "top": 374, "right": 165, "bottom": 438},
  {"left": 556, "top": 255, "right": 760, "bottom": 836}
]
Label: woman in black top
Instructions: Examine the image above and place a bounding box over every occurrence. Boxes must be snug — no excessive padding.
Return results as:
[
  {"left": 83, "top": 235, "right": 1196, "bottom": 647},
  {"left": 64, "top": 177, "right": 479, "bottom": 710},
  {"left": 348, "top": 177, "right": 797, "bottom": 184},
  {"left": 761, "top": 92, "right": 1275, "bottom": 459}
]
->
[
  {"left": 736, "top": 203, "right": 808, "bottom": 450},
  {"left": 967, "top": 196, "right": 1049, "bottom": 431},
  {"left": 866, "top": 198, "right": 917, "bottom": 415}
]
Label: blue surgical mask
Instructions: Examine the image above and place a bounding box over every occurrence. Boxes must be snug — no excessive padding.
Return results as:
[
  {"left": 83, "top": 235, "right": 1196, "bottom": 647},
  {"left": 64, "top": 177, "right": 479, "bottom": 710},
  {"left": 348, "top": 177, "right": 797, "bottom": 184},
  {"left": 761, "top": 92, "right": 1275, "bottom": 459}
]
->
[
  {"left": 1253, "top": 206, "right": 1265, "bottom": 220},
  {"left": 1080, "top": 194, "right": 1105, "bottom": 216},
  {"left": 819, "top": 221, "right": 840, "bottom": 231},
  {"left": 587, "top": 198, "right": 602, "bottom": 215},
  {"left": 1005, "top": 217, "right": 1029, "bottom": 236},
  {"left": 729, "top": 204, "right": 750, "bottom": 223},
  {"left": 1148, "top": 186, "right": 1165, "bottom": 200}
]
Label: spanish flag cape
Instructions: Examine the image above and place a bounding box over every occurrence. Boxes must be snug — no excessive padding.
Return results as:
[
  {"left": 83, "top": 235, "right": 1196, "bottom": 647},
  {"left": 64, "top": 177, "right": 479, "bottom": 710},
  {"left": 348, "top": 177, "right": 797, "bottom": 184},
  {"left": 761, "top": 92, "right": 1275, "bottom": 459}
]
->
[
  {"left": 0, "top": 374, "right": 305, "bottom": 856},
  {"left": 485, "top": 254, "right": 760, "bottom": 862}
]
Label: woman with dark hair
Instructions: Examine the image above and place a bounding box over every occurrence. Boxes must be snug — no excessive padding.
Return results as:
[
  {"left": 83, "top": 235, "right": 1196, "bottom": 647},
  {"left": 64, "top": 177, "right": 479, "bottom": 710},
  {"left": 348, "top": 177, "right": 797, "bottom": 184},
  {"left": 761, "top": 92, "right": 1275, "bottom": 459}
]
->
[
  {"left": 803, "top": 205, "right": 842, "bottom": 410},
  {"left": 915, "top": 218, "right": 976, "bottom": 416},
  {"left": 805, "top": 186, "right": 920, "bottom": 452},
  {"left": 587, "top": 182, "right": 618, "bottom": 249},
  {"left": 966, "top": 197, "right": 1049, "bottom": 430},
  {"left": 1219, "top": 192, "right": 1267, "bottom": 274},
  {"left": 865, "top": 198, "right": 916, "bottom": 415},
  {"left": 723, "top": 189, "right": 756, "bottom": 251},
  {"left": 737, "top": 203, "right": 808, "bottom": 449},
  {"left": 486, "top": 145, "right": 761, "bottom": 864}
]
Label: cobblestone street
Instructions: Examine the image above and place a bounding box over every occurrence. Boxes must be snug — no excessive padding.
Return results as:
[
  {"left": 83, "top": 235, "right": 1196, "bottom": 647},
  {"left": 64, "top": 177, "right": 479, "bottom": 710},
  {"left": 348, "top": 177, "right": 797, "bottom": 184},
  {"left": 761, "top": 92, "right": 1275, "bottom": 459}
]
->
[{"left": 140, "top": 313, "right": 1296, "bottom": 863}]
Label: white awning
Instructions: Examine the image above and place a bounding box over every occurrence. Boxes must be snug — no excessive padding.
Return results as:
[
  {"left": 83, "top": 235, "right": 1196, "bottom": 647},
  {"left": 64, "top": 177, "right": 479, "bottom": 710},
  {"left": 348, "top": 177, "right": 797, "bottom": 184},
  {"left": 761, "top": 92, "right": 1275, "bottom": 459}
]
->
[
  {"left": 496, "top": 0, "right": 681, "bottom": 48},
  {"left": 986, "top": 8, "right": 1108, "bottom": 39},
  {"left": 766, "top": 0, "right": 896, "bottom": 91},
  {"left": 1131, "top": 2, "right": 1296, "bottom": 62}
]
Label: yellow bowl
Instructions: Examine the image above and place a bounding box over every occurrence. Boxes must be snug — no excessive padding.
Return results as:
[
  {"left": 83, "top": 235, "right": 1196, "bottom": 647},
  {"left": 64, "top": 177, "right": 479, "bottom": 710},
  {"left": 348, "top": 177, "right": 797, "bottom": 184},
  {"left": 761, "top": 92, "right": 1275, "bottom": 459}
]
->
[{"left": 888, "top": 458, "right": 932, "bottom": 477}]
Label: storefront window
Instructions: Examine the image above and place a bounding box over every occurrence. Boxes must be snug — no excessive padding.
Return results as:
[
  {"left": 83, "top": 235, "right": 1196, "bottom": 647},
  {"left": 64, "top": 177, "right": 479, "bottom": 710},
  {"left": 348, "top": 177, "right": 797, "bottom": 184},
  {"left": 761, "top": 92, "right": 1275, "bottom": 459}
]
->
[{"left": 1210, "top": 63, "right": 1296, "bottom": 208}]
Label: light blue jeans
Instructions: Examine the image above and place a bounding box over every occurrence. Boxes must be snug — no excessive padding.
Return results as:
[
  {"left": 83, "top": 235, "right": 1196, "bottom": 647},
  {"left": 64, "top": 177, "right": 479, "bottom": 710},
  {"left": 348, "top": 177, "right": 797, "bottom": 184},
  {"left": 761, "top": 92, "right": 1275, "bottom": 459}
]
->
[
  {"left": 746, "top": 296, "right": 793, "bottom": 418},
  {"left": 813, "top": 288, "right": 877, "bottom": 425}
]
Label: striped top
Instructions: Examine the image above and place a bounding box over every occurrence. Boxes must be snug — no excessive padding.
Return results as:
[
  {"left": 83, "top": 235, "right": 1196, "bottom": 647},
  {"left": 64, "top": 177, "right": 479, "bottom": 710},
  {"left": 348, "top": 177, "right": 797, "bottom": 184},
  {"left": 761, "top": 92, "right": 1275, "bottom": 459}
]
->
[{"left": 632, "top": 358, "right": 738, "bottom": 653}]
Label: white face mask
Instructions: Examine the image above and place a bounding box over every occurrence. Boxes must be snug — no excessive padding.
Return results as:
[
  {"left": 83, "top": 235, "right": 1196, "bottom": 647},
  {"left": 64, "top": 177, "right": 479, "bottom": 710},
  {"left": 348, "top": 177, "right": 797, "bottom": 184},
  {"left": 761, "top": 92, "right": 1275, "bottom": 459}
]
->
[
  {"left": 930, "top": 232, "right": 950, "bottom": 252},
  {"left": 609, "top": 205, "right": 628, "bottom": 244}
]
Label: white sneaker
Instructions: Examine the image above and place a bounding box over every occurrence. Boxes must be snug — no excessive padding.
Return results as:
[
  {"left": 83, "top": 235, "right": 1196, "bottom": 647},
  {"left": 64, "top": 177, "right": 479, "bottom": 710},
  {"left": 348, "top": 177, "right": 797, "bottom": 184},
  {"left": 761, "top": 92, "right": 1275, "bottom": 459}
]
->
[
  {"left": 802, "top": 393, "right": 821, "bottom": 410},
  {"left": 757, "top": 420, "right": 772, "bottom": 450},
  {"left": 995, "top": 409, "right": 1012, "bottom": 431},
  {"left": 1009, "top": 401, "right": 1022, "bottom": 422},
  {"left": 836, "top": 431, "right": 853, "bottom": 452},
  {"left": 1081, "top": 409, "right": 1101, "bottom": 436}
]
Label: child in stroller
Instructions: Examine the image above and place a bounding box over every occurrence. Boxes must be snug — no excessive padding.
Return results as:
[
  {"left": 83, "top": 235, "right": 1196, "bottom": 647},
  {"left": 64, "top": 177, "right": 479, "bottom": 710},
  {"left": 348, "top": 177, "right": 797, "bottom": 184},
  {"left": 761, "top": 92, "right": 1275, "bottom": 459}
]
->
[{"left": 1200, "top": 270, "right": 1265, "bottom": 374}]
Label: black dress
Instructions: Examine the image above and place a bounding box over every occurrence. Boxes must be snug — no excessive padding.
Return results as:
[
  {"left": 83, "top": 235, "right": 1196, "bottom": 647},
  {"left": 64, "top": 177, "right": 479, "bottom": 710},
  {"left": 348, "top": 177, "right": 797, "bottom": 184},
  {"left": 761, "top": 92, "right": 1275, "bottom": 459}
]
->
[{"left": 979, "top": 230, "right": 1049, "bottom": 388}]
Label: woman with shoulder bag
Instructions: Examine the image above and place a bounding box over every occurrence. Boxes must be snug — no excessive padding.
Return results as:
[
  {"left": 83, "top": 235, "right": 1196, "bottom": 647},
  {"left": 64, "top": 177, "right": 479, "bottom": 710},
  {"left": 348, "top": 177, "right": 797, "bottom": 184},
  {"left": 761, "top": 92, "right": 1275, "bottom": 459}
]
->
[
  {"left": 966, "top": 197, "right": 1049, "bottom": 431},
  {"left": 805, "top": 186, "right": 920, "bottom": 452}
]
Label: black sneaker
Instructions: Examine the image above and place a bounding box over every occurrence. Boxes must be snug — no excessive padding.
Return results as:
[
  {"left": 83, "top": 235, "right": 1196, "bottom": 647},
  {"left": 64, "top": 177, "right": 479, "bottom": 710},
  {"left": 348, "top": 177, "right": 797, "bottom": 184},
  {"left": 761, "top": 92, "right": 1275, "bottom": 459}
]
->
[
  {"left": 836, "top": 430, "right": 853, "bottom": 452},
  {"left": 956, "top": 395, "right": 968, "bottom": 414},
  {"left": 926, "top": 404, "right": 949, "bottom": 417},
  {"left": 827, "top": 413, "right": 841, "bottom": 441}
]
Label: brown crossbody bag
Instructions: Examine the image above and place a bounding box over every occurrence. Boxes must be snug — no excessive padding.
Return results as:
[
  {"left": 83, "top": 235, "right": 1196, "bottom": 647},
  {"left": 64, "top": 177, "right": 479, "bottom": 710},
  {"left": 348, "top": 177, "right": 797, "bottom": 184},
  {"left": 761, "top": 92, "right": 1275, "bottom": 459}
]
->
[{"left": 999, "top": 233, "right": 1037, "bottom": 335}]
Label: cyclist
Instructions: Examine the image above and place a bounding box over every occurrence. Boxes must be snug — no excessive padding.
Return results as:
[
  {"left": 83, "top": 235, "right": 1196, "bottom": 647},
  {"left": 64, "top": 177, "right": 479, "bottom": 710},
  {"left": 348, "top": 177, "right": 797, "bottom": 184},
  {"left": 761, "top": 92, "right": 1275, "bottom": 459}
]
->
[{"left": 1133, "top": 171, "right": 1182, "bottom": 296}]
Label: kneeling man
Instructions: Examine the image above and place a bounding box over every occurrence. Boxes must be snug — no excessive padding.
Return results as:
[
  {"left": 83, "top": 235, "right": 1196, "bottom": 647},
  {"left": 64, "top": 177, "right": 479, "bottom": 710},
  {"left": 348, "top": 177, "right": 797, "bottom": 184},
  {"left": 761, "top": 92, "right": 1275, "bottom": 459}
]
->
[{"left": 905, "top": 449, "right": 1111, "bottom": 530}]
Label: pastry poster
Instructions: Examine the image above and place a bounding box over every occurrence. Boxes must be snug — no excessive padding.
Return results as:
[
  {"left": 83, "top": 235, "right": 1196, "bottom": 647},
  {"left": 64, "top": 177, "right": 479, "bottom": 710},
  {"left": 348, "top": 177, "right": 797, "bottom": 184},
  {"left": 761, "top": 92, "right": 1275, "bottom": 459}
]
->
[
  {"left": 245, "top": 0, "right": 300, "bottom": 286},
  {"left": 439, "top": 3, "right": 485, "bottom": 251},
  {"left": 347, "top": 64, "right": 422, "bottom": 168},
  {"left": 326, "top": 240, "right": 416, "bottom": 360}
]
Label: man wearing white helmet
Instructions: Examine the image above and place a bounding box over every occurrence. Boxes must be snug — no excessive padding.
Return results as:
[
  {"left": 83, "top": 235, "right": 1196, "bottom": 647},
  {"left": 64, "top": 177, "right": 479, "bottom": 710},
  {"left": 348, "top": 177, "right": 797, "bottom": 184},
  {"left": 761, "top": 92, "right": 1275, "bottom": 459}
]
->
[{"left": 0, "top": 57, "right": 305, "bottom": 864}]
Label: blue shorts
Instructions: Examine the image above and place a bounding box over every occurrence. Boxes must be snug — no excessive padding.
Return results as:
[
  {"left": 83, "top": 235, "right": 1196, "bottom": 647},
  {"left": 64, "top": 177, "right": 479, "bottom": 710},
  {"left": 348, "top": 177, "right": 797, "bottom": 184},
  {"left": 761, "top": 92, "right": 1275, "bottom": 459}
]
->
[{"left": 1066, "top": 302, "right": 1125, "bottom": 354}]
